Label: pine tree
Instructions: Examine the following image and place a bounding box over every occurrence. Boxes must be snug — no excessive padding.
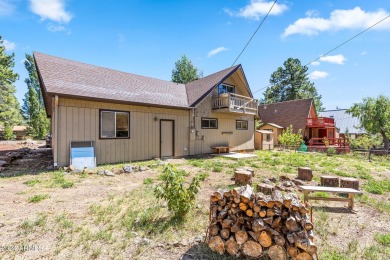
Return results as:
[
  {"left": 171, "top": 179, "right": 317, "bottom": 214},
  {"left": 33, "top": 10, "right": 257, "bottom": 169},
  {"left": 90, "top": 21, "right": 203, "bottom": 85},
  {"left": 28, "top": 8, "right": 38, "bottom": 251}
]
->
[
  {"left": 264, "top": 58, "right": 324, "bottom": 113},
  {"left": 171, "top": 55, "right": 202, "bottom": 84},
  {"left": 22, "top": 54, "right": 50, "bottom": 139},
  {"left": 0, "top": 36, "right": 22, "bottom": 139}
]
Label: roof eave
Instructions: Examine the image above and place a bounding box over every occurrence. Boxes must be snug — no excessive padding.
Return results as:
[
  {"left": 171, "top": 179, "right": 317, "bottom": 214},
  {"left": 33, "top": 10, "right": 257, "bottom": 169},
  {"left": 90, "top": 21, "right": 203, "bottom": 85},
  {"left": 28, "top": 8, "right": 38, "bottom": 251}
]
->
[
  {"left": 189, "top": 64, "right": 243, "bottom": 108},
  {"left": 49, "top": 93, "right": 192, "bottom": 110}
]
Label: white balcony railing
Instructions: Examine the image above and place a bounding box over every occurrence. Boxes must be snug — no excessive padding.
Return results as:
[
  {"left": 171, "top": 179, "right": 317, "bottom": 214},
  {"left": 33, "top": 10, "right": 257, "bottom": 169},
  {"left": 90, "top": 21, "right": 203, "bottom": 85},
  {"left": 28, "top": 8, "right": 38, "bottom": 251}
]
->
[{"left": 212, "top": 93, "right": 259, "bottom": 114}]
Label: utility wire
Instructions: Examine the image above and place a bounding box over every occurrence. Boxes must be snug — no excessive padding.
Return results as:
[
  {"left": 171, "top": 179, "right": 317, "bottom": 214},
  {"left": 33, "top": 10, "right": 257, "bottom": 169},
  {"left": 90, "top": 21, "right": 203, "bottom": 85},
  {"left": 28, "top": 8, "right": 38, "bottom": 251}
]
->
[
  {"left": 231, "top": 0, "right": 278, "bottom": 67},
  {"left": 304, "top": 14, "right": 390, "bottom": 67},
  {"left": 251, "top": 14, "right": 390, "bottom": 95}
]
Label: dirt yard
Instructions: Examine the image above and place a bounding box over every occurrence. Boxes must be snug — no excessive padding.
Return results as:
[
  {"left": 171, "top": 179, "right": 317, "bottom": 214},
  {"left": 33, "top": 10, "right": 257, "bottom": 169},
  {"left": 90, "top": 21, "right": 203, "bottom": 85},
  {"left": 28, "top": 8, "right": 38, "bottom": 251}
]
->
[{"left": 0, "top": 149, "right": 389, "bottom": 259}]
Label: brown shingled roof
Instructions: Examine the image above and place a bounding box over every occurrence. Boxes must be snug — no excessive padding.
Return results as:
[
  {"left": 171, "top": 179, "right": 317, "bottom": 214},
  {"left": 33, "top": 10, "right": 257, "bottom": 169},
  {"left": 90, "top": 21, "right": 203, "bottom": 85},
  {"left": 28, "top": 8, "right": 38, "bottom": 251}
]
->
[
  {"left": 34, "top": 52, "right": 244, "bottom": 112},
  {"left": 258, "top": 98, "right": 313, "bottom": 133},
  {"left": 34, "top": 52, "right": 189, "bottom": 109}
]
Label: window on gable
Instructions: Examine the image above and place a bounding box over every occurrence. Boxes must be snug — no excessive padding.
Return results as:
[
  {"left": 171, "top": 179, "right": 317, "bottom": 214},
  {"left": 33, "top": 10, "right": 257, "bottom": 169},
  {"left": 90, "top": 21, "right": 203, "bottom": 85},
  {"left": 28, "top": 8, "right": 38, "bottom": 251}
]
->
[
  {"left": 236, "top": 120, "right": 248, "bottom": 130},
  {"left": 201, "top": 118, "right": 218, "bottom": 129},
  {"left": 100, "top": 110, "right": 130, "bottom": 139},
  {"left": 218, "top": 83, "right": 235, "bottom": 95}
]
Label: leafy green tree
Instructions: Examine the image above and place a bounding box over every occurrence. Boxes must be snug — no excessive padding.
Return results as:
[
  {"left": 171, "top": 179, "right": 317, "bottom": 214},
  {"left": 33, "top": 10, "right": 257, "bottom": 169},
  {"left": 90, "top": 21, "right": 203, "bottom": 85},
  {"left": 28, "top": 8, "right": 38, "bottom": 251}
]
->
[
  {"left": 349, "top": 134, "right": 382, "bottom": 150},
  {"left": 22, "top": 54, "right": 50, "bottom": 139},
  {"left": 264, "top": 58, "right": 324, "bottom": 112},
  {"left": 171, "top": 55, "right": 202, "bottom": 84},
  {"left": 0, "top": 36, "right": 22, "bottom": 139},
  {"left": 154, "top": 164, "right": 202, "bottom": 217},
  {"left": 278, "top": 125, "right": 303, "bottom": 148},
  {"left": 347, "top": 95, "right": 390, "bottom": 150}
]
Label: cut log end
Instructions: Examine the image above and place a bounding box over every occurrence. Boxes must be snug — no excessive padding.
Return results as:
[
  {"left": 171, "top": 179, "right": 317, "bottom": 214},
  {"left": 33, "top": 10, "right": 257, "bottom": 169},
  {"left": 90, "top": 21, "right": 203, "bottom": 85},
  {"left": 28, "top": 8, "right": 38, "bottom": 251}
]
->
[
  {"left": 340, "top": 177, "right": 359, "bottom": 190},
  {"left": 208, "top": 236, "right": 225, "bottom": 255},
  {"left": 242, "top": 241, "right": 262, "bottom": 258},
  {"left": 298, "top": 167, "right": 313, "bottom": 181},
  {"left": 268, "top": 244, "right": 287, "bottom": 260},
  {"left": 320, "top": 175, "right": 339, "bottom": 187}
]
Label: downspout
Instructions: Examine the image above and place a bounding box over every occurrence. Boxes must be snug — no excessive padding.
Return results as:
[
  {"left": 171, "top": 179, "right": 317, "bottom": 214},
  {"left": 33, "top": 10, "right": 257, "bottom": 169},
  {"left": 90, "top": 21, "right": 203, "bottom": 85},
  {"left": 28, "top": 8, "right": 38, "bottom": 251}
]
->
[{"left": 53, "top": 95, "right": 59, "bottom": 167}]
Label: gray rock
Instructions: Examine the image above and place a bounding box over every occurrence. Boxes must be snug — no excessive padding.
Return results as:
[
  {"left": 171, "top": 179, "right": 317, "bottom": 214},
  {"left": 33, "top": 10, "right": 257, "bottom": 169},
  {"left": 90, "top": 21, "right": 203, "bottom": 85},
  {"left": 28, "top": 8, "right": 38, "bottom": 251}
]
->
[
  {"left": 104, "top": 170, "right": 116, "bottom": 177},
  {"left": 97, "top": 169, "right": 105, "bottom": 175},
  {"left": 123, "top": 165, "right": 134, "bottom": 173},
  {"left": 194, "top": 236, "right": 203, "bottom": 243},
  {"left": 139, "top": 166, "right": 149, "bottom": 172},
  {"left": 0, "top": 160, "right": 7, "bottom": 167},
  {"left": 134, "top": 236, "right": 151, "bottom": 246}
]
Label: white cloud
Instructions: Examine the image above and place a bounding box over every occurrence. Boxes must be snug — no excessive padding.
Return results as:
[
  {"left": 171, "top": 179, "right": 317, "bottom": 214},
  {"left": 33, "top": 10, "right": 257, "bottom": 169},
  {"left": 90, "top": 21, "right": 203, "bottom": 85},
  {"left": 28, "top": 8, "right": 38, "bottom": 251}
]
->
[
  {"left": 0, "top": 0, "right": 15, "bottom": 16},
  {"left": 3, "top": 40, "right": 16, "bottom": 51},
  {"left": 283, "top": 7, "right": 390, "bottom": 37},
  {"left": 319, "top": 54, "right": 346, "bottom": 64},
  {"left": 309, "top": 70, "right": 329, "bottom": 80},
  {"left": 30, "top": 0, "right": 72, "bottom": 23},
  {"left": 208, "top": 47, "right": 229, "bottom": 57},
  {"left": 224, "top": 0, "right": 288, "bottom": 20},
  {"left": 311, "top": 61, "right": 320, "bottom": 66},
  {"left": 305, "top": 9, "right": 320, "bottom": 17},
  {"left": 47, "top": 24, "right": 67, "bottom": 32},
  {"left": 361, "top": 51, "right": 368, "bottom": 55}
]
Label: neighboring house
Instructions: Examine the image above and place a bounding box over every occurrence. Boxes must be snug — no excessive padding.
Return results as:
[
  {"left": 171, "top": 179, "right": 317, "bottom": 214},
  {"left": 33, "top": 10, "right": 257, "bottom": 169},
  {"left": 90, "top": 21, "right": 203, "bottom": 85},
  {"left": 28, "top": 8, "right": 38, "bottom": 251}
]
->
[
  {"left": 0, "top": 125, "right": 28, "bottom": 140},
  {"left": 320, "top": 109, "right": 365, "bottom": 139},
  {"left": 257, "top": 98, "right": 348, "bottom": 152},
  {"left": 34, "top": 52, "right": 259, "bottom": 167}
]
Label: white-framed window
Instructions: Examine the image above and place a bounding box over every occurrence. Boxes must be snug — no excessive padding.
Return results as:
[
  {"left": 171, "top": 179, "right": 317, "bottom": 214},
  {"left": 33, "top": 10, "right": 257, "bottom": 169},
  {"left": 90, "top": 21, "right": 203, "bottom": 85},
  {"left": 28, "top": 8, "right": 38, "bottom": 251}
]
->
[
  {"left": 201, "top": 118, "right": 218, "bottom": 129},
  {"left": 236, "top": 120, "right": 248, "bottom": 130},
  {"left": 266, "top": 134, "right": 271, "bottom": 142},
  {"left": 218, "top": 83, "right": 235, "bottom": 95},
  {"left": 100, "top": 110, "right": 130, "bottom": 139}
]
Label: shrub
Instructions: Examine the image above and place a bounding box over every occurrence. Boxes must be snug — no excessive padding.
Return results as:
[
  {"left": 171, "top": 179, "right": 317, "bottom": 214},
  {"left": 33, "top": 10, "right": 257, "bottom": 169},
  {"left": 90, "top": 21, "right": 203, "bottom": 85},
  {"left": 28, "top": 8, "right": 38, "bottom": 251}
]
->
[
  {"left": 143, "top": 178, "right": 153, "bottom": 185},
  {"left": 326, "top": 147, "right": 337, "bottom": 156},
  {"left": 364, "top": 180, "right": 390, "bottom": 194},
  {"left": 154, "top": 164, "right": 202, "bottom": 216},
  {"left": 28, "top": 194, "right": 50, "bottom": 203},
  {"left": 51, "top": 172, "right": 74, "bottom": 188},
  {"left": 3, "top": 125, "right": 15, "bottom": 140},
  {"left": 375, "top": 233, "right": 390, "bottom": 246}
]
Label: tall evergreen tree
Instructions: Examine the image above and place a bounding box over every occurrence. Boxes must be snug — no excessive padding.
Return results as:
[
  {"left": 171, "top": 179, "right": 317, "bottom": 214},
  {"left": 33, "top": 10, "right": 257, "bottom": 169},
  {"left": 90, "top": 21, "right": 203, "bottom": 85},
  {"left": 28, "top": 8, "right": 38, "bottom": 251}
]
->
[
  {"left": 22, "top": 54, "right": 49, "bottom": 139},
  {"left": 264, "top": 58, "right": 324, "bottom": 113},
  {"left": 171, "top": 55, "right": 202, "bottom": 84},
  {"left": 0, "top": 36, "right": 22, "bottom": 139}
]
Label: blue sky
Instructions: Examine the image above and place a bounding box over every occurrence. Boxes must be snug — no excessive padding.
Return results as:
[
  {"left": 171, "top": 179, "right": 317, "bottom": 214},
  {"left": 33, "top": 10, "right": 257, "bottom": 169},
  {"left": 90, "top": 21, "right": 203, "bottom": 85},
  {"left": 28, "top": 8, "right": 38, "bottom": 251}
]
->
[{"left": 1, "top": 0, "right": 390, "bottom": 110}]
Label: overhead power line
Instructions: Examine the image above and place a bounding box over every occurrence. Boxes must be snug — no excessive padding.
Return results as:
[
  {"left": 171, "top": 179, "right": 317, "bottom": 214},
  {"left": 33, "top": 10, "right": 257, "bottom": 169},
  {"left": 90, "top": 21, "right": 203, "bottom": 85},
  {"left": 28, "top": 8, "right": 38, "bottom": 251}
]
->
[
  {"left": 304, "top": 14, "right": 390, "bottom": 67},
  {"left": 251, "top": 13, "right": 390, "bottom": 95},
  {"left": 231, "top": 0, "right": 278, "bottom": 67}
]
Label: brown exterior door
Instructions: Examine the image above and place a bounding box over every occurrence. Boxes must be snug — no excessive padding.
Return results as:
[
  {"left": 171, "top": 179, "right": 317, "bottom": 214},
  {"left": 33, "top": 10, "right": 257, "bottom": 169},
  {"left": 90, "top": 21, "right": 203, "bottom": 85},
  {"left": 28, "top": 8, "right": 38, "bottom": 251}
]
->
[{"left": 160, "top": 120, "right": 174, "bottom": 158}]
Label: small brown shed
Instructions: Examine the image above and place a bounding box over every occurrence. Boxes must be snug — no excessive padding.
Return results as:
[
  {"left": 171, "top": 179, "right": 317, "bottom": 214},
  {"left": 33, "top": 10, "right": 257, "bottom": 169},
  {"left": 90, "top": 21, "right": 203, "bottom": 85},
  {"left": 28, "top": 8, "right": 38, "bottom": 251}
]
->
[{"left": 255, "top": 130, "right": 274, "bottom": 150}]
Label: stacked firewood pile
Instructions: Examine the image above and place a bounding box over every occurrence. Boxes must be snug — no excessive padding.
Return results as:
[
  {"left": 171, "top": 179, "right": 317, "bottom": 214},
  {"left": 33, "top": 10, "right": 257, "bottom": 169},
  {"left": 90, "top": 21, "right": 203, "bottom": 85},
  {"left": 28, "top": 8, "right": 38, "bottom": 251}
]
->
[{"left": 208, "top": 185, "right": 316, "bottom": 259}]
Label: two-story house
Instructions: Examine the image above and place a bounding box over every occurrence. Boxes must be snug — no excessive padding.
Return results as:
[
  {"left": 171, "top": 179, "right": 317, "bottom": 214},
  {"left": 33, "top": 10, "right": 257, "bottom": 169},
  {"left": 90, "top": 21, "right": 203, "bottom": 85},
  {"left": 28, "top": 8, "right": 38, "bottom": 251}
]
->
[{"left": 34, "top": 52, "right": 259, "bottom": 167}]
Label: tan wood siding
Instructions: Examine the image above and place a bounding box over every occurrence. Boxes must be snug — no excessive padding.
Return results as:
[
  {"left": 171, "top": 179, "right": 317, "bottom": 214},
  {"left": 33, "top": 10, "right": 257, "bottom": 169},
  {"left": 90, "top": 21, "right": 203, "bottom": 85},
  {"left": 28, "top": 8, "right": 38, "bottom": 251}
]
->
[{"left": 56, "top": 98, "right": 190, "bottom": 166}]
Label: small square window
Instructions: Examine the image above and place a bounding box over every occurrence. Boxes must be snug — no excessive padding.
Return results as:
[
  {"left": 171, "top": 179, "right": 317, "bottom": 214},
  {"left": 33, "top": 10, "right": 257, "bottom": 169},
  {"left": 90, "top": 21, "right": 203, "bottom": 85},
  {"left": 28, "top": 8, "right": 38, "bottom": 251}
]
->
[
  {"left": 100, "top": 110, "right": 130, "bottom": 139},
  {"left": 201, "top": 118, "right": 218, "bottom": 129},
  {"left": 236, "top": 120, "right": 248, "bottom": 130}
]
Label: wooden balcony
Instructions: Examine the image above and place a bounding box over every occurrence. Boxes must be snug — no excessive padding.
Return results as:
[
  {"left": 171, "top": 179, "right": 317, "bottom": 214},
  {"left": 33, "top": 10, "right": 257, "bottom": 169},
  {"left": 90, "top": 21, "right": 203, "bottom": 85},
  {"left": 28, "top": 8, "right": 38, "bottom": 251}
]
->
[
  {"left": 212, "top": 93, "right": 258, "bottom": 115},
  {"left": 306, "top": 117, "right": 335, "bottom": 128}
]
